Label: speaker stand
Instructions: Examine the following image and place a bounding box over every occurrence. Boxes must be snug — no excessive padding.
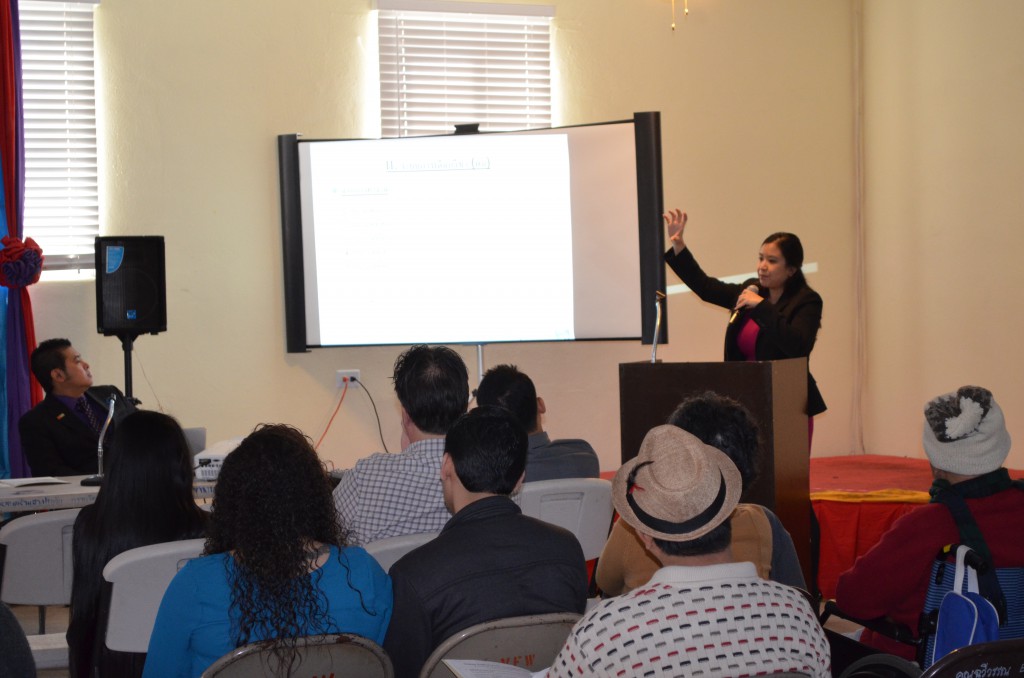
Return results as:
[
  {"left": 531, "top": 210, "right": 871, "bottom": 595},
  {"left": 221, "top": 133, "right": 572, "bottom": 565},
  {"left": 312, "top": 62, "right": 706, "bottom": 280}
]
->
[{"left": 118, "top": 332, "right": 139, "bottom": 401}]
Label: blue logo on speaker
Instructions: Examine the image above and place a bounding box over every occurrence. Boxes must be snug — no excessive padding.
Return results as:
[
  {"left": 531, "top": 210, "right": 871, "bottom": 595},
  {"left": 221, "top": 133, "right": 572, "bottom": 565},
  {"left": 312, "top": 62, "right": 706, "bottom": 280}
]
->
[
  {"left": 126, "top": 310, "right": 137, "bottom": 320},
  {"left": 105, "top": 246, "right": 125, "bottom": 274}
]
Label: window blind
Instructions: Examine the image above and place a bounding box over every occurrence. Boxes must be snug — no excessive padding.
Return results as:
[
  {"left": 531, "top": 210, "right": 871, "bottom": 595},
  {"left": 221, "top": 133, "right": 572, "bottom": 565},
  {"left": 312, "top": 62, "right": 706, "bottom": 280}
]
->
[
  {"left": 19, "top": 0, "right": 99, "bottom": 272},
  {"left": 378, "top": 3, "right": 553, "bottom": 138}
]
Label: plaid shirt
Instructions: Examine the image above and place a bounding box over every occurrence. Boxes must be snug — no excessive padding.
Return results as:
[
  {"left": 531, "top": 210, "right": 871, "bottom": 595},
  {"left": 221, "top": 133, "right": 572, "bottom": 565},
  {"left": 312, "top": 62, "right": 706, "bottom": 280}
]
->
[{"left": 332, "top": 437, "right": 450, "bottom": 547}]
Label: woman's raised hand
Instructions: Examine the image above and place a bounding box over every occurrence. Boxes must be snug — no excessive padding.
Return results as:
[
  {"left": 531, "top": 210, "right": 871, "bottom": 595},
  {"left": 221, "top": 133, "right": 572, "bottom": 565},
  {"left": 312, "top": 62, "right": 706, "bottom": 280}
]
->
[{"left": 664, "top": 208, "right": 688, "bottom": 254}]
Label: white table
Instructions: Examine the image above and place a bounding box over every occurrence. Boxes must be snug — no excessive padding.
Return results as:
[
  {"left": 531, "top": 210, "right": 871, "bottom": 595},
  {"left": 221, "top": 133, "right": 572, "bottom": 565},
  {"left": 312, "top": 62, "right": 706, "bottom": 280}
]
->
[{"left": 0, "top": 476, "right": 215, "bottom": 513}]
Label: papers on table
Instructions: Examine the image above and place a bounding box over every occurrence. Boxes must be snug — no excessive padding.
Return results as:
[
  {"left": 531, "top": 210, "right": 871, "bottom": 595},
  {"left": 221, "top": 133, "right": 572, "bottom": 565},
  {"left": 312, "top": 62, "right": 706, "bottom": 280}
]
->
[
  {"left": 442, "top": 659, "right": 549, "bottom": 678},
  {"left": 0, "top": 477, "right": 70, "bottom": 487}
]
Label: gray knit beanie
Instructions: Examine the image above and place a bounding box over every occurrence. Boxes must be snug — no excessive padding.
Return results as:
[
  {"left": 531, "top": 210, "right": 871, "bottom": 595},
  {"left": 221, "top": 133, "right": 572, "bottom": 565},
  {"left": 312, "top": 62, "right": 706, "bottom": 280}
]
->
[{"left": 922, "top": 386, "right": 1011, "bottom": 475}]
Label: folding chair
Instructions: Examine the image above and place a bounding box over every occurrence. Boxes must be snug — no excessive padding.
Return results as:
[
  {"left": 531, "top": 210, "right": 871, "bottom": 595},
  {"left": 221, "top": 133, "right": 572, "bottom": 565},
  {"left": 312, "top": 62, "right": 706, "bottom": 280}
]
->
[
  {"left": 201, "top": 633, "right": 393, "bottom": 678},
  {"left": 516, "top": 478, "right": 613, "bottom": 560},
  {"left": 97, "top": 538, "right": 205, "bottom": 654},
  {"left": 418, "top": 612, "right": 581, "bottom": 678},
  {"left": 0, "top": 508, "right": 80, "bottom": 634},
  {"left": 364, "top": 532, "right": 438, "bottom": 572}
]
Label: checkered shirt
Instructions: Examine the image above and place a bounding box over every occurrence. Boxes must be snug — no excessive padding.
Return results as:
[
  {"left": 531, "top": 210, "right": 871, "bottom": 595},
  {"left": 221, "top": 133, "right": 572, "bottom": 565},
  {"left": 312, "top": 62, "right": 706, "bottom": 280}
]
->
[
  {"left": 332, "top": 437, "right": 450, "bottom": 547},
  {"left": 549, "top": 561, "right": 831, "bottom": 677}
]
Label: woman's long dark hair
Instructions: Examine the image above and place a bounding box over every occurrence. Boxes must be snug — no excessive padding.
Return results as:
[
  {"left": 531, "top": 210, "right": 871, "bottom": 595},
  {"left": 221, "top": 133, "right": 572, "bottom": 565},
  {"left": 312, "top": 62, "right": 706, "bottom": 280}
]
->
[
  {"left": 69, "top": 410, "right": 206, "bottom": 677},
  {"left": 204, "top": 424, "right": 347, "bottom": 674}
]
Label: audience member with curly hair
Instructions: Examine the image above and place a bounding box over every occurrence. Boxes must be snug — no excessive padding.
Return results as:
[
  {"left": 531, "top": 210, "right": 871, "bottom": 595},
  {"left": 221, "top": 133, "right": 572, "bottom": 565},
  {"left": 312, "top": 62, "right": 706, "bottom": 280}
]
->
[
  {"left": 142, "top": 424, "right": 393, "bottom": 678},
  {"left": 596, "top": 391, "right": 806, "bottom": 596},
  {"left": 68, "top": 410, "right": 207, "bottom": 678}
]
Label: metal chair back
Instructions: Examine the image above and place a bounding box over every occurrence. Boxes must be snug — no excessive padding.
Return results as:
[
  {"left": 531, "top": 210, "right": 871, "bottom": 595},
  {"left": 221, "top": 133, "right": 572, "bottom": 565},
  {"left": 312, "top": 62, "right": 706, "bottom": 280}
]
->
[
  {"left": 419, "top": 612, "right": 580, "bottom": 678},
  {"left": 201, "top": 633, "right": 393, "bottom": 678}
]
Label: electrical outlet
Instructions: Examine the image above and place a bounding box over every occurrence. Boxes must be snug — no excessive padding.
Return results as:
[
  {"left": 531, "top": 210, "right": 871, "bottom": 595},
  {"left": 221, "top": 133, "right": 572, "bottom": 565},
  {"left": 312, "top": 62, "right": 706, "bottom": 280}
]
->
[{"left": 336, "top": 369, "right": 361, "bottom": 389}]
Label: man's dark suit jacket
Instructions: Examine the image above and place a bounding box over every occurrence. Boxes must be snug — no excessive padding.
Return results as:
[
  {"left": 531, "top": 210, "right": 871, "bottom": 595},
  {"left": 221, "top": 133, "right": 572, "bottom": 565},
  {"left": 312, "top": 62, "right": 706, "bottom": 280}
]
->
[{"left": 18, "top": 386, "right": 137, "bottom": 476}]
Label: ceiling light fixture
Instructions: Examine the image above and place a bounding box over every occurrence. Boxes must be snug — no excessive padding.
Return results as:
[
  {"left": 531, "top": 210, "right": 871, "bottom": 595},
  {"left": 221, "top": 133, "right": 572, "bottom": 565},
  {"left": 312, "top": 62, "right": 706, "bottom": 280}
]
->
[{"left": 671, "top": 0, "right": 689, "bottom": 30}]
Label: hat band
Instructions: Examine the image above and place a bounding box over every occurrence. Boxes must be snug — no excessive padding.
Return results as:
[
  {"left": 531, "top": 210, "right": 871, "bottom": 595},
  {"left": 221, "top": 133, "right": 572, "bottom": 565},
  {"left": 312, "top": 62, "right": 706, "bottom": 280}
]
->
[{"left": 626, "top": 466, "right": 729, "bottom": 536}]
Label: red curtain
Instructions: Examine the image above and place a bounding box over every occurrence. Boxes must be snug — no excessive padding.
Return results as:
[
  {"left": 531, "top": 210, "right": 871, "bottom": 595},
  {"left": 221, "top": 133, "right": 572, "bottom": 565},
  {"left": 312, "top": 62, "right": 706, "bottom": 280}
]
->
[{"left": 0, "top": 0, "right": 42, "bottom": 478}]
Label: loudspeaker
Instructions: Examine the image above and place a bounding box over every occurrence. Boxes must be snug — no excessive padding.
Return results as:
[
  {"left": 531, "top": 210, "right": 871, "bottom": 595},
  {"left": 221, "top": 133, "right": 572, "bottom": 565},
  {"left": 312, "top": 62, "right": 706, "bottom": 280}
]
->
[{"left": 95, "top": 236, "right": 167, "bottom": 336}]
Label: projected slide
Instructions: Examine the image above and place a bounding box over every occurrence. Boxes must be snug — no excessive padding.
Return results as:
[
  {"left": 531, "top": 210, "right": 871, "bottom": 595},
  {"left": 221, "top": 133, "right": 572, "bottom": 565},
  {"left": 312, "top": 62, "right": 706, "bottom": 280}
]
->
[{"left": 303, "top": 134, "right": 575, "bottom": 345}]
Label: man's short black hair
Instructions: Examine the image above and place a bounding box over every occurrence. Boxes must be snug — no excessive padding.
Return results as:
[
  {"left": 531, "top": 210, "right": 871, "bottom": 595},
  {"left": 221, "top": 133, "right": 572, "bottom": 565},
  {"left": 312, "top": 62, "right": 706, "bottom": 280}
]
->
[
  {"left": 445, "top": 406, "right": 527, "bottom": 495},
  {"left": 653, "top": 520, "right": 732, "bottom": 557},
  {"left": 31, "top": 338, "right": 72, "bottom": 393},
  {"left": 392, "top": 345, "right": 469, "bottom": 435},
  {"left": 475, "top": 364, "right": 538, "bottom": 432}
]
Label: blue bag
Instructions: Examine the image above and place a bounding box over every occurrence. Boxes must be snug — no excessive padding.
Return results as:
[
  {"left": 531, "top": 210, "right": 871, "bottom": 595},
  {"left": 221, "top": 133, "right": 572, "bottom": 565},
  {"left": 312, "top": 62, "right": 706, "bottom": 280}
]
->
[{"left": 930, "top": 545, "right": 1000, "bottom": 664}]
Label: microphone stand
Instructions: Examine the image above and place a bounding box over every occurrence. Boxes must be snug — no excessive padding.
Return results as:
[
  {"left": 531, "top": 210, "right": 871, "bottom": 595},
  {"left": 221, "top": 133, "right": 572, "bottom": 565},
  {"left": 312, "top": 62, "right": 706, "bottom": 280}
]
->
[
  {"left": 82, "top": 395, "right": 116, "bottom": 486},
  {"left": 650, "top": 290, "right": 666, "bottom": 364}
]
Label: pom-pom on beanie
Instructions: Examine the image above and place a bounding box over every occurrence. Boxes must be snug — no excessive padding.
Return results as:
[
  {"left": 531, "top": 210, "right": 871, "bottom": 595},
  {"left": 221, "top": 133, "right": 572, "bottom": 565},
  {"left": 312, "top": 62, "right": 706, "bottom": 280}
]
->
[{"left": 923, "top": 386, "right": 1011, "bottom": 476}]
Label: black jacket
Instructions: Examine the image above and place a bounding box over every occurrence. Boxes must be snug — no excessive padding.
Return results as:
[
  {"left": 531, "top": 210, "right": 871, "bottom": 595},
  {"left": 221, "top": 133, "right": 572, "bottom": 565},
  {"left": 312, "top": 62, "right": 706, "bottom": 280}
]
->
[
  {"left": 666, "top": 246, "right": 826, "bottom": 416},
  {"left": 383, "top": 496, "right": 587, "bottom": 678},
  {"left": 18, "top": 385, "right": 136, "bottom": 476}
]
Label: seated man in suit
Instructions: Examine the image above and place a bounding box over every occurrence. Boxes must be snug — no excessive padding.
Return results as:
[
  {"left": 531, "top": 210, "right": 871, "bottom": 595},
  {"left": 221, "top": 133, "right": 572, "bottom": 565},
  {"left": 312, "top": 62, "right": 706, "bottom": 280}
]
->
[
  {"left": 19, "top": 338, "right": 135, "bottom": 476},
  {"left": 836, "top": 385, "right": 1024, "bottom": 659},
  {"left": 333, "top": 344, "right": 470, "bottom": 546},
  {"left": 550, "top": 425, "right": 830, "bottom": 678},
  {"left": 475, "top": 364, "right": 599, "bottom": 482},
  {"left": 383, "top": 406, "right": 588, "bottom": 678}
]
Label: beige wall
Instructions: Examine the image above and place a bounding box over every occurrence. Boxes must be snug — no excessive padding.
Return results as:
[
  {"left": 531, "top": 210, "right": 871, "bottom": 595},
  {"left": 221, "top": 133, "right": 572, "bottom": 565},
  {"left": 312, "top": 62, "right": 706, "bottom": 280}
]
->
[
  {"left": 31, "top": 1, "right": 1016, "bottom": 472},
  {"left": 861, "top": 1, "right": 1024, "bottom": 463}
]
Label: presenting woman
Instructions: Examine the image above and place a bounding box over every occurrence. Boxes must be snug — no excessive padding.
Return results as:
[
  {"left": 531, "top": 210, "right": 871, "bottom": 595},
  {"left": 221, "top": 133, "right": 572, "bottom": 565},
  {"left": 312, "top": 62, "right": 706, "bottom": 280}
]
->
[{"left": 664, "top": 209, "right": 826, "bottom": 427}]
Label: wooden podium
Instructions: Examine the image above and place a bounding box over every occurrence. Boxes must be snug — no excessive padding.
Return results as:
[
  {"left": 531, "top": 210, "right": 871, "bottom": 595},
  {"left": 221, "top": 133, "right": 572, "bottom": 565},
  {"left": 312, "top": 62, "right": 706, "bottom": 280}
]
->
[{"left": 618, "top": 358, "right": 811, "bottom": 585}]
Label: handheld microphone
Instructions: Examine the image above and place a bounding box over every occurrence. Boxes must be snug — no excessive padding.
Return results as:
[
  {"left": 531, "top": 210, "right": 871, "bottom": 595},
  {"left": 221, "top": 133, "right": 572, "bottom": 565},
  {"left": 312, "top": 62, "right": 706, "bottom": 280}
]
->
[{"left": 729, "top": 285, "right": 759, "bottom": 324}]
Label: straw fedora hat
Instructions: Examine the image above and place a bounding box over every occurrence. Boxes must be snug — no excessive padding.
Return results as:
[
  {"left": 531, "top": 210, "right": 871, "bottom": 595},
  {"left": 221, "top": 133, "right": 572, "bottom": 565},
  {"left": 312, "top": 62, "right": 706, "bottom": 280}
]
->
[{"left": 612, "top": 424, "right": 741, "bottom": 542}]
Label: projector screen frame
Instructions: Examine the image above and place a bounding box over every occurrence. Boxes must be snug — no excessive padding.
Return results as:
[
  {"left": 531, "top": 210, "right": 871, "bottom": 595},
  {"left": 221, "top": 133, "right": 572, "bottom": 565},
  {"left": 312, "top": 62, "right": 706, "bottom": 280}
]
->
[{"left": 278, "top": 112, "right": 666, "bottom": 353}]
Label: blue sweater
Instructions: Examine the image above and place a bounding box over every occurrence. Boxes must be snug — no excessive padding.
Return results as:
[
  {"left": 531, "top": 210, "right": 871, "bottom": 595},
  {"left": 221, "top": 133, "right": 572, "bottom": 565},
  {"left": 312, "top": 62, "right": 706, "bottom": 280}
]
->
[{"left": 142, "top": 545, "right": 392, "bottom": 678}]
